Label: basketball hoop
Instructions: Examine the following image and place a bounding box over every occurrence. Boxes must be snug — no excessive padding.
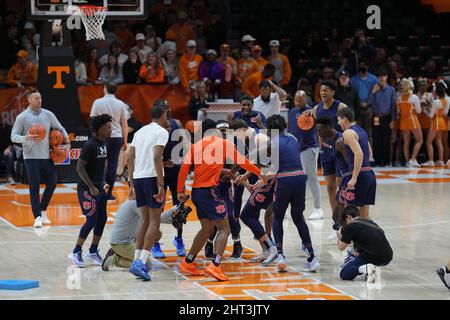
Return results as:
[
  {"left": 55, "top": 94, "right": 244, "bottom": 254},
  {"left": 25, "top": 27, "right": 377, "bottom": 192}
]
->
[{"left": 79, "top": 5, "right": 108, "bottom": 41}]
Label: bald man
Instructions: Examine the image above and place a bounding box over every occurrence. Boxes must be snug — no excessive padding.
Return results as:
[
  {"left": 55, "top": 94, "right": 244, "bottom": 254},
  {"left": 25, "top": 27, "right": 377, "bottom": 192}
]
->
[{"left": 287, "top": 91, "right": 323, "bottom": 221}]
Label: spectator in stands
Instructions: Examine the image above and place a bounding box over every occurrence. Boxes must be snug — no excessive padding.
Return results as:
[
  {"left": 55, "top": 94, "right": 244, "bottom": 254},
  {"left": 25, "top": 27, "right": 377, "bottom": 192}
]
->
[
  {"left": 422, "top": 59, "right": 440, "bottom": 80},
  {"left": 335, "top": 70, "right": 361, "bottom": 120},
  {"left": 351, "top": 59, "right": 378, "bottom": 141},
  {"left": 372, "top": 47, "right": 387, "bottom": 76},
  {"left": 188, "top": 80, "right": 211, "bottom": 120},
  {"left": 90, "top": 28, "right": 119, "bottom": 58},
  {"left": 122, "top": 50, "right": 142, "bottom": 84},
  {"left": 157, "top": 30, "right": 177, "bottom": 58},
  {"left": 367, "top": 69, "right": 397, "bottom": 167},
  {"left": 6, "top": 50, "right": 37, "bottom": 88},
  {"left": 237, "top": 47, "right": 259, "bottom": 83},
  {"left": 167, "top": 11, "right": 195, "bottom": 55},
  {"left": 179, "top": 40, "right": 203, "bottom": 93},
  {"left": 139, "top": 52, "right": 165, "bottom": 84},
  {"left": 343, "top": 29, "right": 376, "bottom": 76},
  {"left": 252, "top": 45, "right": 268, "bottom": 73},
  {"left": 296, "top": 78, "right": 314, "bottom": 106},
  {"left": 21, "top": 22, "right": 38, "bottom": 65},
  {"left": 241, "top": 34, "right": 256, "bottom": 51},
  {"left": 99, "top": 55, "right": 124, "bottom": 85},
  {"left": 113, "top": 22, "right": 134, "bottom": 53},
  {"left": 199, "top": 49, "right": 225, "bottom": 100},
  {"left": 85, "top": 47, "right": 103, "bottom": 85},
  {"left": 217, "top": 43, "right": 237, "bottom": 83},
  {"left": 195, "top": 21, "right": 207, "bottom": 55},
  {"left": 144, "top": 24, "right": 162, "bottom": 53},
  {"left": 305, "top": 30, "right": 330, "bottom": 60},
  {"left": 314, "top": 67, "right": 337, "bottom": 103},
  {"left": 131, "top": 33, "right": 153, "bottom": 65},
  {"left": 0, "top": 24, "right": 19, "bottom": 72},
  {"left": 242, "top": 63, "right": 276, "bottom": 99},
  {"left": 205, "top": 12, "right": 227, "bottom": 52},
  {"left": 254, "top": 80, "right": 287, "bottom": 118},
  {"left": 387, "top": 60, "right": 403, "bottom": 88},
  {"left": 162, "top": 49, "right": 180, "bottom": 85},
  {"left": 100, "top": 41, "right": 128, "bottom": 68},
  {"left": 268, "top": 40, "right": 292, "bottom": 87},
  {"left": 327, "top": 28, "right": 345, "bottom": 59},
  {"left": 75, "top": 58, "right": 87, "bottom": 85}
]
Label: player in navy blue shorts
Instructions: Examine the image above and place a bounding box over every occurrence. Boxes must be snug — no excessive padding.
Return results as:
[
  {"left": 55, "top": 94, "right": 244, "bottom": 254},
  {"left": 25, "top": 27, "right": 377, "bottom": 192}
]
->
[
  {"left": 69, "top": 114, "right": 112, "bottom": 268},
  {"left": 262, "top": 115, "right": 320, "bottom": 273},
  {"left": 316, "top": 117, "right": 351, "bottom": 232},
  {"left": 304, "top": 81, "right": 348, "bottom": 240},
  {"left": 336, "top": 107, "right": 377, "bottom": 219}
]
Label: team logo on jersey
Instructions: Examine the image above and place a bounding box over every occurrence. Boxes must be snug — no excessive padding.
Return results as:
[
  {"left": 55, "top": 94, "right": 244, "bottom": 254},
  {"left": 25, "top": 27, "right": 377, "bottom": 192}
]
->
[
  {"left": 215, "top": 204, "right": 226, "bottom": 214},
  {"left": 83, "top": 201, "right": 92, "bottom": 211},
  {"left": 255, "top": 193, "right": 266, "bottom": 203}
]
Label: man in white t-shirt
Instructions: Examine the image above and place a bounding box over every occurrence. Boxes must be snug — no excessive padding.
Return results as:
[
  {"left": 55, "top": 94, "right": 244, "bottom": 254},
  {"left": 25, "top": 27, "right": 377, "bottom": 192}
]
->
[
  {"left": 90, "top": 83, "right": 128, "bottom": 200},
  {"left": 253, "top": 80, "right": 287, "bottom": 118},
  {"left": 127, "top": 101, "right": 169, "bottom": 281}
]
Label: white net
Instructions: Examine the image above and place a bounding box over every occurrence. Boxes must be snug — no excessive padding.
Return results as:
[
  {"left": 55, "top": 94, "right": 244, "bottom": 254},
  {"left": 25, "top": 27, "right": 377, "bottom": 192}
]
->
[{"left": 79, "top": 6, "right": 108, "bottom": 41}]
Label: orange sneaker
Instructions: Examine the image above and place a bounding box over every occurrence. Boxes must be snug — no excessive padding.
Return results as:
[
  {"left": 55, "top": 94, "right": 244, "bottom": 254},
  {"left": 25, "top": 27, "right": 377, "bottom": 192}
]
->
[
  {"left": 205, "top": 262, "right": 229, "bottom": 281},
  {"left": 179, "top": 260, "right": 205, "bottom": 276}
]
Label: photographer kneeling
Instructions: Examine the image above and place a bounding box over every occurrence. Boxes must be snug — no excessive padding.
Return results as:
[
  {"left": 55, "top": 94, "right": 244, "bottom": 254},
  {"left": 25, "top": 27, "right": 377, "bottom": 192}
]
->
[{"left": 337, "top": 206, "right": 393, "bottom": 281}]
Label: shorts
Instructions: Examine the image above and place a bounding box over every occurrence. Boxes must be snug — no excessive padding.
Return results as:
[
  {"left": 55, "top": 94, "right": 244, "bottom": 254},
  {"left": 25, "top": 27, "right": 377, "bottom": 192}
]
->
[
  {"left": 337, "top": 170, "right": 376, "bottom": 207},
  {"left": 134, "top": 177, "right": 165, "bottom": 209},
  {"left": 192, "top": 187, "right": 230, "bottom": 221},
  {"left": 273, "top": 173, "right": 307, "bottom": 218},
  {"left": 77, "top": 188, "right": 107, "bottom": 217},
  {"left": 321, "top": 160, "right": 342, "bottom": 177},
  {"left": 247, "top": 178, "right": 276, "bottom": 209}
]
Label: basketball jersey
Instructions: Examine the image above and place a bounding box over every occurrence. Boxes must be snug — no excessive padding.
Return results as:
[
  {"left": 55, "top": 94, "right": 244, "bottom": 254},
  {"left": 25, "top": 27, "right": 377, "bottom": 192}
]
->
[
  {"left": 288, "top": 106, "right": 319, "bottom": 152},
  {"left": 316, "top": 100, "right": 342, "bottom": 132},
  {"left": 272, "top": 133, "right": 303, "bottom": 173},
  {"left": 163, "top": 118, "right": 180, "bottom": 163},
  {"left": 344, "top": 125, "right": 371, "bottom": 171},
  {"left": 333, "top": 132, "right": 350, "bottom": 176}
]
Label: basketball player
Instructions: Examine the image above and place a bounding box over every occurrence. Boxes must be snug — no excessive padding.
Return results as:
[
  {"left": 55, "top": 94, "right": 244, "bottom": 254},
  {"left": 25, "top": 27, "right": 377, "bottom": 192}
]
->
[
  {"left": 264, "top": 115, "right": 320, "bottom": 273},
  {"left": 336, "top": 107, "right": 377, "bottom": 219},
  {"left": 316, "top": 117, "right": 350, "bottom": 229},
  {"left": 128, "top": 103, "right": 168, "bottom": 281},
  {"left": 177, "top": 119, "right": 262, "bottom": 281},
  {"left": 68, "top": 114, "right": 112, "bottom": 268},
  {"left": 151, "top": 100, "right": 187, "bottom": 258},
  {"left": 288, "top": 90, "right": 323, "bottom": 221},
  {"left": 304, "top": 81, "right": 347, "bottom": 240},
  {"left": 10, "top": 90, "right": 70, "bottom": 228}
]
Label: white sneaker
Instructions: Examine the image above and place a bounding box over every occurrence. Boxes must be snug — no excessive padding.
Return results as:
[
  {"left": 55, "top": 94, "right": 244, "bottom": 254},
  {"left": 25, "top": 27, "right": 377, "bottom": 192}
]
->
[
  {"left": 33, "top": 216, "right": 43, "bottom": 228},
  {"left": 408, "top": 159, "right": 421, "bottom": 167},
  {"left": 436, "top": 161, "right": 445, "bottom": 167},
  {"left": 303, "top": 257, "right": 320, "bottom": 272},
  {"left": 421, "top": 160, "right": 435, "bottom": 167},
  {"left": 276, "top": 255, "right": 287, "bottom": 273},
  {"left": 249, "top": 249, "right": 269, "bottom": 263},
  {"left": 261, "top": 246, "right": 278, "bottom": 266},
  {"left": 83, "top": 251, "right": 103, "bottom": 266},
  {"left": 327, "top": 230, "right": 337, "bottom": 241},
  {"left": 41, "top": 211, "right": 52, "bottom": 225},
  {"left": 308, "top": 208, "right": 324, "bottom": 220},
  {"left": 365, "top": 264, "right": 376, "bottom": 283}
]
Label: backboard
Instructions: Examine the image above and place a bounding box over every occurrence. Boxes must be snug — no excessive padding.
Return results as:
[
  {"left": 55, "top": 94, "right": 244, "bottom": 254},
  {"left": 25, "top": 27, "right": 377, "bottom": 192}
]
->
[{"left": 27, "top": 0, "right": 148, "bottom": 20}]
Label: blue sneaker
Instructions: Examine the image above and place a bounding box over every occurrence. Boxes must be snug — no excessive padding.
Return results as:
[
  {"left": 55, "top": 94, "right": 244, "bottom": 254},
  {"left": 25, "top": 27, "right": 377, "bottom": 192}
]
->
[
  {"left": 68, "top": 251, "right": 86, "bottom": 268},
  {"left": 136, "top": 260, "right": 151, "bottom": 281},
  {"left": 151, "top": 242, "right": 165, "bottom": 259},
  {"left": 173, "top": 237, "right": 186, "bottom": 257},
  {"left": 129, "top": 260, "right": 141, "bottom": 277}
]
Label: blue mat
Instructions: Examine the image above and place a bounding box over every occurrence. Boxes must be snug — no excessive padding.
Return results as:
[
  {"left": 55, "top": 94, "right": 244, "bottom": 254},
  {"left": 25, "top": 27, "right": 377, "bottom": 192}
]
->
[{"left": 0, "top": 280, "right": 40, "bottom": 290}]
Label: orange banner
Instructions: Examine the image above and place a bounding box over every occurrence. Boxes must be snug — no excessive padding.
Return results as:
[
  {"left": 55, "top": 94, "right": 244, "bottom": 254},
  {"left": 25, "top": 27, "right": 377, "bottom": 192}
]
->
[{"left": 0, "top": 84, "right": 192, "bottom": 127}]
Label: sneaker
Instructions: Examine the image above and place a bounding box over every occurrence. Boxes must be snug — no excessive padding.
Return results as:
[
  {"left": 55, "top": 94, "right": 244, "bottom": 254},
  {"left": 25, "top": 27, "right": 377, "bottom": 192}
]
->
[
  {"left": 7, "top": 177, "right": 16, "bottom": 185},
  {"left": 173, "top": 237, "right": 186, "bottom": 257},
  {"left": 308, "top": 208, "right": 324, "bottom": 220},
  {"left": 101, "top": 248, "right": 116, "bottom": 272},
  {"left": 261, "top": 246, "right": 278, "bottom": 266},
  {"left": 68, "top": 251, "right": 86, "bottom": 268},
  {"left": 230, "top": 242, "right": 243, "bottom": 260},
  {"left": 179, "top": 259, "right": 205, "bottom": 276},
  {"left": 303, "top": 257, "right": 321, "bottom": 272},
  {"left": 408, "top": 159, "right": 421, "bottom": 168},
  {"left": 83, "top": 250, "right": 103, "bottom": 266},
  {"left": 129, "top": 260, "right": 142, "bottom": 278},
  {"left": 33, "top": 216, "right": 43, "bottom": 228},
  {"left": 421, "top": 160, "right": 435, "bottom": 167},
  {"left": 365, "top": 264, "right": 376, "bottom": 283},
  {"left": 327, "top": 230, "right": 337, "bottom": 241},
  {"left": 436, "top": 161, "right": 445, "bottom": 167},
  {"left": 135, "top": 260, "right": 151, "bottom": 281},
  {"left": 249, "top": 249, "right": 268, "bottom": 263},
  {"left": 436, "top": 267, "right": 450, "bottom": 290},
  {"left": 151, "top": 242, "right": 165, "bottom": 259},
  {"left": 276, "top": 255, "right": 287, "bottom": 273},
  {"left": 204, "top": 241, "right": 214, "bottom": 259},
  {"left": 205, "top": 262, "right": 229, "bottom": 281},
  {"left": 41, "top": 211, "right": 52, "bottom": 225}
]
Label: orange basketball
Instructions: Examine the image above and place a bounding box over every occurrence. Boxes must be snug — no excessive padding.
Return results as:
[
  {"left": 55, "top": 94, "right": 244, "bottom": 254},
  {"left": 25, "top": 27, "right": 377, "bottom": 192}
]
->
[
  {"left": 49, "top": 129, "right": 64, "bottom": 147},
  {"left": 297, "top": 113, "right": 315, "bottom": 131},
  {"left": 28, "top": 124, "right": 46, "bottom": 141},
  {"left": 185, "top": 120, "right": 200, "bottom": 134},
  {"left": 50, "top": 146, "right": 68, "bottom": 163}
]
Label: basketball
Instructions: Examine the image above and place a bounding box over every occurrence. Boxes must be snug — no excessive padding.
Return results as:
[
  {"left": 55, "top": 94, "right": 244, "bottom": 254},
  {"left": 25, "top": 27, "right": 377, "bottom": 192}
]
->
[
  {"left": 28, "top": 124, "right": 46, "bottom": 141},
  {"left": 297, "top": 113, "right": 315, "bottom": 131},
  {"left": 49, "top": 129, "right": 64, "bottom": 147},
  {"left": 185, "top": 120, "right": 200, "bottom": 134},
  {"left": 50, "top": 146, "right": 67, "bottom": 163}
]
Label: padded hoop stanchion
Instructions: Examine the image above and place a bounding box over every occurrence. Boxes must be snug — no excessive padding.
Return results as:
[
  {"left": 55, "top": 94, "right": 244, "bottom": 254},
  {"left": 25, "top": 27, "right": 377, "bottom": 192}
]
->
[{"left": 79, "top": 5, "right": 108, "bottom": 41}]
